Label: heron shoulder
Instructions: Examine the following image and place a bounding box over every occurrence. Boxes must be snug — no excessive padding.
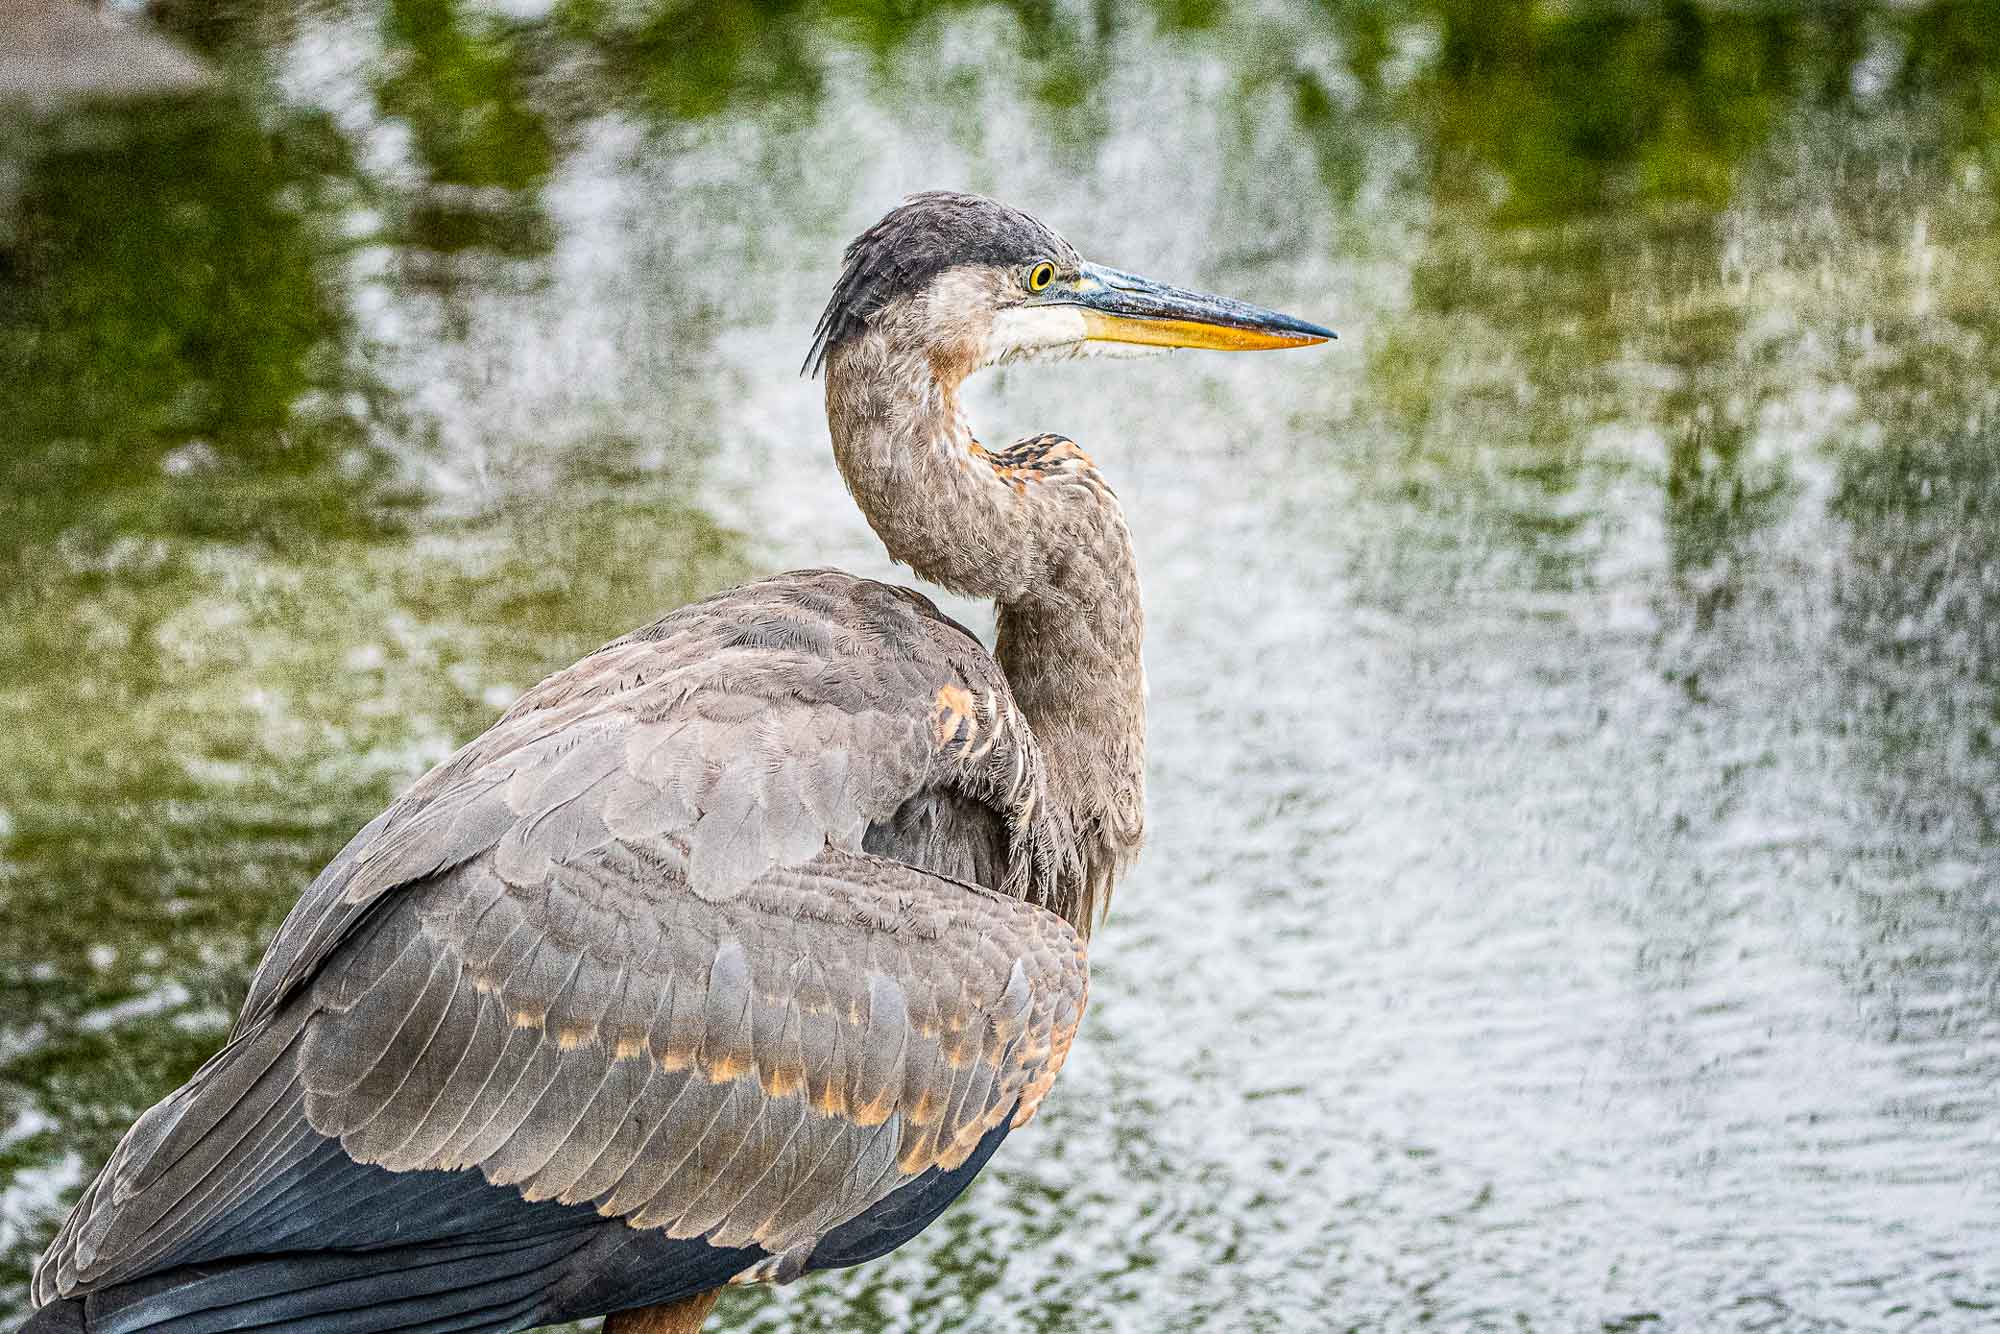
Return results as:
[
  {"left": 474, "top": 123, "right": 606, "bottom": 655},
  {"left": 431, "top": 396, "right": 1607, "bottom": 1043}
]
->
[{"left": 522, "top": 568, "right": 1083, "bottom": 908}]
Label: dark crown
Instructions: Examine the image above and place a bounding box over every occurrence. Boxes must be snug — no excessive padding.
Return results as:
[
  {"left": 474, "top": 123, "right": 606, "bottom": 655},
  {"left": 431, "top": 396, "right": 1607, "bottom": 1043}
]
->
[{"left": 804, "top": 192, "right": 1079, "bottom": 376}]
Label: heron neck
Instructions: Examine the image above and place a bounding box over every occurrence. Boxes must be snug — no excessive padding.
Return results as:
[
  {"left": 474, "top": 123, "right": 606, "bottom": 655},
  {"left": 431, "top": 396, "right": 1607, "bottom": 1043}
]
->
[
  {"left": 993, "top": 546, "right": 1146, "bottom": 931},
  {"left": 824, "top": 340, "right": 1146, "bottom": 928}
]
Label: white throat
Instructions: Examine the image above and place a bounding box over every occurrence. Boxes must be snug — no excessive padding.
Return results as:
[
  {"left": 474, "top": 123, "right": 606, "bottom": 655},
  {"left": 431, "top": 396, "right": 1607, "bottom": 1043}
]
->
[{"left": 981, "top": 305, "right": 1163, "bottom": 368}]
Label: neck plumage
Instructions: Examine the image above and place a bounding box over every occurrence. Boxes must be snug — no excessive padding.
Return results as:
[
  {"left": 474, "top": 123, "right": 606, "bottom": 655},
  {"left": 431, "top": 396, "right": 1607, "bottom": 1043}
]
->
[{"left": 824, "top": 333, "right": 1146, "bottom": 930}]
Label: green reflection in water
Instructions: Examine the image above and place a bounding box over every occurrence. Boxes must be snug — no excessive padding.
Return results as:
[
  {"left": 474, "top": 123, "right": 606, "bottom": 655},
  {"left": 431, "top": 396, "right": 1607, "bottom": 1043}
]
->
[
  {"left": 0, "top": 94, "right": 397, "bottom": 560},
  {"left": 379, "top": 0, "right": 557, "bottom": 269},
  {"left": 1420, "top": 0, "right": 1798, "bottom": 219},
  {"left": 1828, "top": 181, "right": 2000, "bottom": 976}
]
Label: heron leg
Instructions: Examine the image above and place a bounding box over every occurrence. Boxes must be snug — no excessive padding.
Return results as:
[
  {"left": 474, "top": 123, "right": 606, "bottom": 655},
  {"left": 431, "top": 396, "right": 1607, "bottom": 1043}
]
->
[{"left": 604, "top": 1290, "right": 721, "bottom": 1334}]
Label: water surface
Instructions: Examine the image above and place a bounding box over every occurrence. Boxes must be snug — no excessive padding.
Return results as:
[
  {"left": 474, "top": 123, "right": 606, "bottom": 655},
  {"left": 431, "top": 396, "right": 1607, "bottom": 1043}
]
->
[{"left": 3, "top": 3, "right": 1999, "bottom": 1330}]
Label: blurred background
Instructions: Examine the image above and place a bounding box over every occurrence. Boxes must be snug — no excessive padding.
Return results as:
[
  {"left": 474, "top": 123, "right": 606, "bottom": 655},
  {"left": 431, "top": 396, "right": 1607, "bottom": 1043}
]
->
[{"left": 2, "top": 1, "right": 1998, "bottom": 1329}]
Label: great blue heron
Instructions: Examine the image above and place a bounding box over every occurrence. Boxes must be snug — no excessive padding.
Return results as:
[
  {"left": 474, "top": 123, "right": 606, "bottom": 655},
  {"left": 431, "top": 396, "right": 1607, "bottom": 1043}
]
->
[{"left": 24, "top": 192, "right": 1331, "bottom": 1334}]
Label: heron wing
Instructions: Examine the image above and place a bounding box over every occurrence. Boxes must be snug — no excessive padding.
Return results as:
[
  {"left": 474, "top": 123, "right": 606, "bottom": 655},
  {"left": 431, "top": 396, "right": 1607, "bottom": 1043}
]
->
[
  {"left": 34, "top": 853, "right": 1084, "bottom": 1308},
  {"left": 34, "top": 571, "right": 1087, "bottom": 1314},
  {"left": 304, "top": 844, "right": 1087, "bottom": 1243},
  {"left": 236, "top": 569, "right": 1063, "bottom": 1037}
]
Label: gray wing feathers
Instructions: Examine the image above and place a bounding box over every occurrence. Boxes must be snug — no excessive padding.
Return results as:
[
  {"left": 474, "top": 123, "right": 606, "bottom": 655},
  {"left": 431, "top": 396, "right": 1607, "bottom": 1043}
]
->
[
  {"left": 35, "top": 573, "right": 1087, "bottom": 1306},
  {"left": 280, "top": 569, "right": 1069, "bottom": 1016},
  {"left": 288, "top": 846, "right": 1086, "bottom": 1255},
  {"left": 40, "top": 1012, "right": 312, "bottom": 1299}
]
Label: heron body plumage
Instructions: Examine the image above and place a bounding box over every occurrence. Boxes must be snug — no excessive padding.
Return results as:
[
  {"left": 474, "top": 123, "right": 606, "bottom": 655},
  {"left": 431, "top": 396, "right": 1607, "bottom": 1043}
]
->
[
  {"left": 29, "top": 575, "right": 1085, "bottom": 1333},
  {"left": 26, "top": 193, "right": 1330, "bottom": 1334}
]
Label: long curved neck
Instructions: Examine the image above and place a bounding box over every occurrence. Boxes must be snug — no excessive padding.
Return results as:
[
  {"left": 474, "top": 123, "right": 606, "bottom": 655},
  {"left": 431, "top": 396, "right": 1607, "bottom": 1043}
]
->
[{"left": 825, "top": 332, "right": 1146, "bottom": 925}]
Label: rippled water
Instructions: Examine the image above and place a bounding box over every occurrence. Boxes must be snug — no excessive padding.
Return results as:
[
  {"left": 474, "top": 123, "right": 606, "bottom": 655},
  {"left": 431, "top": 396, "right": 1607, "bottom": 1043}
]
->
[{"left": 4, "top": 3, "right": 2000, "bottom": 1331}]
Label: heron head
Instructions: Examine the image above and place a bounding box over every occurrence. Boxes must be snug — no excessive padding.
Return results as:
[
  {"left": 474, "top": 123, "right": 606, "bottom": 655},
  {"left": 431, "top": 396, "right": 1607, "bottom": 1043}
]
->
[{"left": 805, "top": 191, "right": 1334, "bottom": 379}]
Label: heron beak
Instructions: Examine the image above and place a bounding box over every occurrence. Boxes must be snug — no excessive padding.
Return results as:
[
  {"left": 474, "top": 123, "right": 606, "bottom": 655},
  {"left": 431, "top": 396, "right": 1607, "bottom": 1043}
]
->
[{"left": 1037, "top": 260, "right": 1336, "bottom": 351}]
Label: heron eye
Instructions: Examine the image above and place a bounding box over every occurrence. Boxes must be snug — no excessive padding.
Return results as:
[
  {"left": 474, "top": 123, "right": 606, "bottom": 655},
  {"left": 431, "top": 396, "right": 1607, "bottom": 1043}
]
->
[{"left": 1027, "top": 262, "right": 1056, "bottom": 292}]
